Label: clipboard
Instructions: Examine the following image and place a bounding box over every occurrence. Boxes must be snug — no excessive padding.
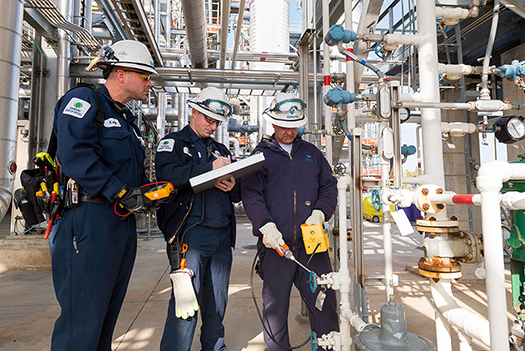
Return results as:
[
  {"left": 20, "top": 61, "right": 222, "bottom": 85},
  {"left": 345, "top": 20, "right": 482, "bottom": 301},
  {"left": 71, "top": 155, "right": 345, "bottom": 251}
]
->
[{"left": 189, "top": 153, "right": 265, "bottom": 193}]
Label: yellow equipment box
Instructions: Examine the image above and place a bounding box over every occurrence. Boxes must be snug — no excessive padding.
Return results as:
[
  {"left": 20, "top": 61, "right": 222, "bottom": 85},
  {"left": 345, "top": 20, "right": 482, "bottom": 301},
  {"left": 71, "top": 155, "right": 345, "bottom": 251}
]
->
[{"left": 301, "top": 223, "right": 330, "bottom": 254}]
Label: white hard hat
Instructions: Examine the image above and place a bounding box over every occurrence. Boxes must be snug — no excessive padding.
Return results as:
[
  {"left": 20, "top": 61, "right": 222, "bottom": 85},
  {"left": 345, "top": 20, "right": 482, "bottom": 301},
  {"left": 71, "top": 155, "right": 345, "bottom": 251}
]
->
[
  {"left": 188, "top": 87, "right": 233, "bottom": 122},
  {"left": 95, "top": 40, "right": 158, "bottom": 76},
  {"left": 263, "top": 93, "right": 307, "bottom": 128}
]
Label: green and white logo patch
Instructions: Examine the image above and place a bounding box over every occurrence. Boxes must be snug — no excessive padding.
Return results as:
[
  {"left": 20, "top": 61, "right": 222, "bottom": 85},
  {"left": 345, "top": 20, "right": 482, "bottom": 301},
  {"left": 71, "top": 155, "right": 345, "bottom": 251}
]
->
[
  {"left": 157, "top": 138, "right": 175, "bottom": 152},
  {"left": 63, "top": 98, "right": 91, "bottom": 118}
]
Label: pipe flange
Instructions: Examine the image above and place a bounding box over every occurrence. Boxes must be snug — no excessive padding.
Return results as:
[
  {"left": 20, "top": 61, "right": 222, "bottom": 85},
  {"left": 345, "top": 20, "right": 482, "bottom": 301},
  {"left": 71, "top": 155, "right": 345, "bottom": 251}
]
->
[
  {"left": 416, "top": 218, "right": 460, "bottom": 235},
  {"left": 415, "top": 184, "right": 445, "bottom": 214},
  {"left": 418, "top": 269, "right": 462, "bottom": 280},
  {"left": 418, "top": 257, "right": 461, "bottom": 274}
]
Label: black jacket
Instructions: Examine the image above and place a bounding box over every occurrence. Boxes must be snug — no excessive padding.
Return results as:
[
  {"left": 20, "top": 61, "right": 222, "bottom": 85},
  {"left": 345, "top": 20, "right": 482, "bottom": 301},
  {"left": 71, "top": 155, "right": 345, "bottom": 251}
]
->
[{"left": 155, "top": 125, "right": 240, "bottom": 244}]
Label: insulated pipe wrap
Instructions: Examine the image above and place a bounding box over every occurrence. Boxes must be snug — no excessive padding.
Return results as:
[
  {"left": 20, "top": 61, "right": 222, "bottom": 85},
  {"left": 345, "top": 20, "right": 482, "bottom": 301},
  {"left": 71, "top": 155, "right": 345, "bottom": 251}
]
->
[{"left": 0, "top": 0, "right": 23, "bottom": 222}]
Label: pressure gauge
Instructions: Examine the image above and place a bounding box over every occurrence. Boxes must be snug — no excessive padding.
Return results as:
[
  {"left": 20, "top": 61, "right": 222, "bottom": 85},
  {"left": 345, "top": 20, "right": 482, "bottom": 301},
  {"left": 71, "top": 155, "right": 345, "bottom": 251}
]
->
[
  {"left": 398, "top": 108, "right": 410, "bottom": 123},
  {"left": 495, "top": 116, "right": 525, "bottom": 144}
]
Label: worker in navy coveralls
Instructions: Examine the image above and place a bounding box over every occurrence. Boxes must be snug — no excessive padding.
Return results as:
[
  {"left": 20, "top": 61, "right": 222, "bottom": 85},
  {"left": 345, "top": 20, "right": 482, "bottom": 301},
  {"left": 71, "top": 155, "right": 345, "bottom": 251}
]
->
[
  {"left": 241, "top": 93, "right": 339, "bottom": 350},
  {"left": 155, "top": 87, "right": 241, "bottom": 351},
  {"left": 49, "top": 40, "right": 157, "bottom": 351}
]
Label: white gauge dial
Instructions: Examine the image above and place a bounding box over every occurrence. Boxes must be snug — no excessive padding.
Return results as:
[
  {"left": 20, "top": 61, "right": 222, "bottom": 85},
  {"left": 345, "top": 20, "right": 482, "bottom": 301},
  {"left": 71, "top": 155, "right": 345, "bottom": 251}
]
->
[{"left": 508, "top": 117, "right": 525, "bottom": 139}]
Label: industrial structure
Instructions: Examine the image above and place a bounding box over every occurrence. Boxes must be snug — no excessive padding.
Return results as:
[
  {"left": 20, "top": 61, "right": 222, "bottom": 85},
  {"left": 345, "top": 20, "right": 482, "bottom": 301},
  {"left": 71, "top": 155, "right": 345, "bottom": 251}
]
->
[{"left": 3, "top": 0, "right": 525, "bottom": 350}]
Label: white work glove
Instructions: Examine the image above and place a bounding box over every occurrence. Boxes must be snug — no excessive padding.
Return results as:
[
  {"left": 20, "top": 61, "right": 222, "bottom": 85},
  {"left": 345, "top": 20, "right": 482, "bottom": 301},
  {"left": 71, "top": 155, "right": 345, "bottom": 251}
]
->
[
  {"left": 305, "top": 209, "right": 325, "bottom": 226},
  {"left": 259, "top": 222, "right": 285, "bottom": 249},
  {"left": 169, "top": 268, "right": 199, "bottom": 319}
]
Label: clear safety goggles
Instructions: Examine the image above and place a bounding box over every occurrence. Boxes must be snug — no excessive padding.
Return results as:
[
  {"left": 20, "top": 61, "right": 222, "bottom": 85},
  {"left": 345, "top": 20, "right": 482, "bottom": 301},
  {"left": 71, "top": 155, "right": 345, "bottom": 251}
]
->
[
  {"left": 196, "top": 99, "right": 233, "bottom": 118},
  {"left": 269, "top": 98, "right": 307, "bottom": 114}
]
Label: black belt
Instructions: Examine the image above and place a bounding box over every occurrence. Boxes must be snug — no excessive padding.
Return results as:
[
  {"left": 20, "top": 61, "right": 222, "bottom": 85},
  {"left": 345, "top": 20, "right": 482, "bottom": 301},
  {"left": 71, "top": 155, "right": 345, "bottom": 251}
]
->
[{"left": 79, "top": 194, "right": 107, "bottom": 204}]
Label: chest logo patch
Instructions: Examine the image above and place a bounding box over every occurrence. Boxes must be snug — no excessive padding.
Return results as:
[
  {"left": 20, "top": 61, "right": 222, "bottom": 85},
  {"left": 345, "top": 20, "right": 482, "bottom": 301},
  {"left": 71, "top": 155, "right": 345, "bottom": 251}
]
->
[
  {"left": 305, "top": 154, "right": 315, "bottom": 163},
  {"left": 104, "top": 118, "right": 121, "bottom": 128},
  {"left": 157, "top": 139, "right": 175, "bottom": 152},
  {"left": 63, "top": 98, "right": 91, "bottom": 118}
]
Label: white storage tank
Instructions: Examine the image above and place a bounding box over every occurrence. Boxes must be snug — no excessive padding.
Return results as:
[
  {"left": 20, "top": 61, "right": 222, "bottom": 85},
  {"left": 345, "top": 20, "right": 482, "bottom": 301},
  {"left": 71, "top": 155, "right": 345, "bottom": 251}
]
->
[{"left": 248, "top": 0, "right": 289, "bottom": 71}]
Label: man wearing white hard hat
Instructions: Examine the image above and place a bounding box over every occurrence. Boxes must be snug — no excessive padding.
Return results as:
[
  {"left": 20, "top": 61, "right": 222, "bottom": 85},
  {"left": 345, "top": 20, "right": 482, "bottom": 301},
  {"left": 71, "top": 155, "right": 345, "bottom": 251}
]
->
[
  {"left": 242, "top": 93, "right": 339, "bottom": 350},
  {"left": 49, "top": 40, "right": 157, "bottom": 350},
  {"left": 155, "top": 87, "right": 241, "bottom": 350}
]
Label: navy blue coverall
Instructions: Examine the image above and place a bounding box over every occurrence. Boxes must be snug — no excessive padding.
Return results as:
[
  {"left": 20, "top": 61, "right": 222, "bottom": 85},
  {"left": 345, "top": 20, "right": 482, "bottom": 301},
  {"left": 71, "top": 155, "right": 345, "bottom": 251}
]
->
[
  {"left": 156, "top": 125, "right": 240, "bottom": 351},
  {"left": 241, "top": 134, "right": 339, "bottom": 350},
  {"left": 49, "top": 86, "right": 148, "bottom": 351}
]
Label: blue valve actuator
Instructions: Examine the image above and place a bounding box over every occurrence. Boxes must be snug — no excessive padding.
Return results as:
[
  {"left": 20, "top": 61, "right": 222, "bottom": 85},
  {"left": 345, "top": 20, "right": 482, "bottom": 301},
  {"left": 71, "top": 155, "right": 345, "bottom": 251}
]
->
[
  {"left": 324, "top": 86, "right": 357, "bottom": 107},
  {"left": 297, "top": 127, "right": 307, "bottom": 135},
  {"left": 401, "top": 144, "right": 417, "bottom": 156},
  {"left": 325, "top": 24, "right": 357, "bottom": 46},
  {"left": 498, "top": 60, "right": 525, "bottom": 80}
]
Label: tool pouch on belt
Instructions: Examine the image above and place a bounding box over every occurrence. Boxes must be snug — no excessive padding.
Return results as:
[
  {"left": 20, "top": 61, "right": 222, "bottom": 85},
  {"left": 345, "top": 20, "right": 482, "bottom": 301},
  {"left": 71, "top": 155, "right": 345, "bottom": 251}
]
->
[{"left": 15, "top": 169, "right": 46, "bottom": 226}]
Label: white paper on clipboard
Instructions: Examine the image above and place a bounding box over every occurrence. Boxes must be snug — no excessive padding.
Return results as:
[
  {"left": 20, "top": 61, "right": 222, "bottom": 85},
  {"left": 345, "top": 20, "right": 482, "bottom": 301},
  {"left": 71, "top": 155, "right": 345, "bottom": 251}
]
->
[{"left": 189, "top": 153, "right": 265, "bottom": 193}]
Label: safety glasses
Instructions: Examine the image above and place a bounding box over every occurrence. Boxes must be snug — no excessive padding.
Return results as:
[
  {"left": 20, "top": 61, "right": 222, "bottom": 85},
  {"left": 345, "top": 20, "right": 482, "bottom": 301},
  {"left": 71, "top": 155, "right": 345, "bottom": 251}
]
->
[
  {"left": 122, "top": 69, "right": 152, "bottom": 82},
  {"left": 196, "top": 99, "right": 233, "bottom": 118},
  {"left": 203, "top": 115, "right": 222, "bottom": 126},
  {"left": 269, "top": 98, "right": 307, "bottom": 114}
]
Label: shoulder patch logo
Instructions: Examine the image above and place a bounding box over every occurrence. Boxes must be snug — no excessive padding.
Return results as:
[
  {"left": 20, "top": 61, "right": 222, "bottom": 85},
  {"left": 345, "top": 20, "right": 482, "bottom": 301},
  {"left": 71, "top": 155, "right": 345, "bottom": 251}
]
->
[
  {"left": 104, "top": 118, "right": 121, "bottom": 128},
  {"left": 157, "top": 139, "right": 175, "bottom": 152},
  {"left": 63, "top": 98, "right": 91, "bottom": 118}
]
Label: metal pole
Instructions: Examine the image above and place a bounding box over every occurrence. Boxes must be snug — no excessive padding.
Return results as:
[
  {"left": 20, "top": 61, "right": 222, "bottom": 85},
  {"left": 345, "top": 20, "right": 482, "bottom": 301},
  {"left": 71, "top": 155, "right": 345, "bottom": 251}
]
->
[{"left": 57, "top": 0, "right": 72, "bottom": 99}]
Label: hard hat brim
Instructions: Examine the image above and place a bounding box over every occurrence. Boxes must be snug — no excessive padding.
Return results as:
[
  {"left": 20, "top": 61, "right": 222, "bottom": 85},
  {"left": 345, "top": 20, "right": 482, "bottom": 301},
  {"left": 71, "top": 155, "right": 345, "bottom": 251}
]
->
[
  {"left": 98, "top": 61, "right": 159, "bottom": 76},
  {"left": 263, "top": 110, "right": 307, "bottom": 128},
  {"left": 188, "top": 101, "right": 229, "bottom": 122}
]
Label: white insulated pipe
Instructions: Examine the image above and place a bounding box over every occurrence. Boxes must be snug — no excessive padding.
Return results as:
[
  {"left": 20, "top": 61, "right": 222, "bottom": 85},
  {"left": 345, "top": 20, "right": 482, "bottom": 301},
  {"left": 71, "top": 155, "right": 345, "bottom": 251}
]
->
[
  {"left": 0, "top": 0, "right": 23, "bottom": 223},
  {"left": 438, "top": 63, "right": 483, "bottom": 80},
  {"left": 322, "top": 0, "right": 332, "bottom": 166},
  {"left": 476, "top": 160, "right": 525, "bottom": 351},
  {"left": 416, "top": 0, "right": 446, "bottom": 205},
  {"left": 338, "top": 175, "right": 358, "bottom": 351},
  {"left": 431, "top": 279, "right": 491, "bottom": 348}
]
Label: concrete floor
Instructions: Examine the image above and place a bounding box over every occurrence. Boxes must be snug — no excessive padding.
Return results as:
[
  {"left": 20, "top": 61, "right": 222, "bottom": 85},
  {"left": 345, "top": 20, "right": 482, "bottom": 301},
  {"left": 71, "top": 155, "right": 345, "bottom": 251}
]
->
[{"left": 0, "top": 212, "right": 509, "bottom": 351}]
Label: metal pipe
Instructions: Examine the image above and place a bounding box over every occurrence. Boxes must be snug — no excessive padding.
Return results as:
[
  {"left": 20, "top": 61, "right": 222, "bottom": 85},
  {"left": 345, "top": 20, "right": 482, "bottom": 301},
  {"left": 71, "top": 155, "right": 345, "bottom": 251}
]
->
[
  {"left": 322, "top": 0, "right": 332, "bottom": 165},
  {"left": 231, "top": 0, "right": 247, "bottom": 69},
  {"left": 181, "top": 0, "right": 208, "bottom": 68},
  {"left": 351, "top": 128, "right": 364, "bottom": 287},
  {"left": 57, "top": 0, "right": 72, "bottom": 98},
  {"left": 337, "top": 175, "right": 353, "bottom": 351},
  {"left": 431, "top": 280, "right": 491, "bottom": 347},
  {"left": 0, "top": 0, "right": 23, "bottom": 222},
  {"left": 380, "top": 122, "right": 394, "bottom": 300},
  {"left": 157, "top": 92, "right": 166, "bottom": 139},
  {"left": 480, "top": 0, "right": 500, "bottom": 99},
  {"left": 391, "top": 84, "right": 402, "bottom": 187},
  {"left": 220, "top": 0, "right": 231, "bottom": 69},
  {"left": 416, "top": 0, "right": 445, "bottom": 199},
  {"left": 476, "top": 160, "right": 523, "bottom": 351}
]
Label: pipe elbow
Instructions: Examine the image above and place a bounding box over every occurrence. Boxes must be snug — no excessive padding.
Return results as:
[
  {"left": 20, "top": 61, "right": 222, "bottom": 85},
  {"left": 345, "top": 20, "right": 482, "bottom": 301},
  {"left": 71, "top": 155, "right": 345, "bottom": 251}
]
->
[{"left": 476, "top": 161, "right": 512, "bottom": 192}]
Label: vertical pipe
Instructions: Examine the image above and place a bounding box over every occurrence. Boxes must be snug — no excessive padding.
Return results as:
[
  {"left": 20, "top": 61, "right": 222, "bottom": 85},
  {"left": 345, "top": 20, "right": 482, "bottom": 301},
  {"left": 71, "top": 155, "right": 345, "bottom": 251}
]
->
[
  {"left": 166, "top": 0, "right": 171, "bottom": 48},
  {"left": 391, "top": 84, "right": 402, "bottom": 187},
  {"left": 416, "top": 0, "right": 446, "bottom": 213},
  {"left": 85, "top": 0, "right": 93, "bottom": 33},
  {"left": 345, "top": 0, "right": 355, "bottom": 130},
  {"left": 351, "top": 128, "right": 364, "bottom": 287},
  {"left": 313, "top": 36, "right": 318, "bottom": 141},
  {"left": 157, "top": 92, "right": 166, "bottom": 139},
  {"left": 220, "top": 0, "right": 231, "bottom": 69},
  {"left": 57, "top": 0, "right": 72, "bottom": 99},
  {"left": 231, "top": 0, "right": 246, "bottom": 69},
  {"left": 322, "top": 0, "right": 332, "bottom": 165},
  {"left": 338, "top": 176, "right": 352, "bottom": 351},
  {"left": 0, "top": 0, "right": 23, "bottom": 222},
  {"left": 380, "top": 123, "right": 394, "bottom": 300},
  {"left": 479, "top": 189, "right": 511, "bottom": 350},
  {"left": 154, "top": 0, "right": 161, "bottom": 44}
]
